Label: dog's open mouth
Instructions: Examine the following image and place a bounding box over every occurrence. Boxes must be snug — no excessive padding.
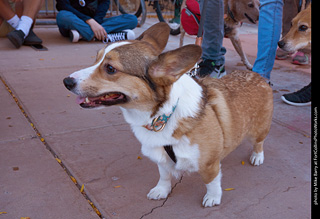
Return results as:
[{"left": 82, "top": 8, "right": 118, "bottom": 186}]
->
[
  {"left": 76, "top": 92, "right": 127, "bottom": 108},
  {"left": 244, "top": 13, "right": 257, "bottom": 24}
]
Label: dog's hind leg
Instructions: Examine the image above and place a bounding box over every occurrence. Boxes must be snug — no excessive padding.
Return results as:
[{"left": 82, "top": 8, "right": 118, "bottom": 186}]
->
[
  {"left": 250, "top": 140, "right": 264, "bottom": 166},
  {"left": 229, "top": 34, "right": 253, "bottom": 70}
]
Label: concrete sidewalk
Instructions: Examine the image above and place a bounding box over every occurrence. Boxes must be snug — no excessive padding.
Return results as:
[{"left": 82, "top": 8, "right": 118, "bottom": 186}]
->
[{"left": 0, "top": 19, "right": 311, "bottom": 219}]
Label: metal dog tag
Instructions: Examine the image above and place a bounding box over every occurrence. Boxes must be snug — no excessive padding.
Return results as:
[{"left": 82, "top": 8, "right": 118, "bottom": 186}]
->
[{"left": 79, "top": 0, "right": 86, "bottom": 7}]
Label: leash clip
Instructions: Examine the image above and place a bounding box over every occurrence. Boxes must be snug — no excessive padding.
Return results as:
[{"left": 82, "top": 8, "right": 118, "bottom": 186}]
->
[{"left": 186, "top": 62, "right": 199, "bottom": 77}]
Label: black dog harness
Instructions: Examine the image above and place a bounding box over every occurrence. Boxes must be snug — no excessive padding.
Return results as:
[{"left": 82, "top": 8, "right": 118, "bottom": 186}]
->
[{"left": 164, "top": 145, "right": 177, "bottom": 163}]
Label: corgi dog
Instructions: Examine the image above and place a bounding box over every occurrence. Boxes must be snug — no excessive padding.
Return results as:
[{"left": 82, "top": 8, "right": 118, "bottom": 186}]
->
[
  {"left": 278, "top": 3, "right": 311, "bottom": 53},
  {"left": 63, "top": 23, "right": 273, "bottom": 207}
]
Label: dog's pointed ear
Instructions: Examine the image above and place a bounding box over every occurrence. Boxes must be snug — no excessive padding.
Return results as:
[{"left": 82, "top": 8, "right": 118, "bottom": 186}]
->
[
  {"left": 136, "top": 22, "right": 170, "bottom": 54},
  {"left": 148, "top": 45, "right": 202, "bottom": 85}
]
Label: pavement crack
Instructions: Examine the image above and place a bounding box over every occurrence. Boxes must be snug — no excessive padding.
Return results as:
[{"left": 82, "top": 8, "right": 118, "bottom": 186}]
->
[
  {"left": 140, "top": 175, "right": 183, "bottom": 219},
  {"left": 272, "top": 118, "right": 310, "bottom": 137},
  {"left": 1, "top": 76, "right": 104, "bottom": 218}
]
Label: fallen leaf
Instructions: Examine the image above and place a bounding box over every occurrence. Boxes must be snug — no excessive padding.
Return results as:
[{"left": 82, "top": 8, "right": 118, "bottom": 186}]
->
[
  {"left": 80, "top": 184, "right": 84, "bottom": 193},
  {"left": 224, "top": 188, "right": 235, "bottom": 191},
  {"left": 241, "top": 161, "right": 245, "bottom": 165},
  {"left": 70, "top": 176, "right": 77, "bottom": 184},
  {"left": 114, "top": 185, "right": 121, "bottom": 188},
  {"left": 0, "top": 212, "right": 7, "bottom": 215},
  {"left": 137, "top": 156, "right": 142, "bottom": 160},
  {"left": 55, "top": 158, "right": 62, "bottom": 164},
  {"left": 88, "top": 201, "right": 101, "bottom": 216}
]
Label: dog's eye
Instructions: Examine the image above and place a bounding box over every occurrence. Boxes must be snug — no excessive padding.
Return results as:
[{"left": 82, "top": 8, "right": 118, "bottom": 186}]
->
[
  {"left": 105, "top": 64, "right": 117, "bottom": 74},
  {"left": 298, "top": 25, "right": 308, "bottom": 32},
  {"left": 248, "top": 3, "right": 254, "bottom": 8}
]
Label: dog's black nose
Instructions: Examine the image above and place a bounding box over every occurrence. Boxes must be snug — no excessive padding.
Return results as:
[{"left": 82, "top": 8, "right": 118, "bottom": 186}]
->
[
  {"left": 63, "top": 77, "right": 76, "bottom": 91},
  {"left": 278, "top": 40, "right": 285, "bottom": 48}
]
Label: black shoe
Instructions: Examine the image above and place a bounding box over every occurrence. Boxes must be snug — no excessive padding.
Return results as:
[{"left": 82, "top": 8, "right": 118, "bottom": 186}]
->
[
  {"left": 7, "top": 29, "right": 25, "bottom": 48},
  {"left": 24, "top": 29, "right": 42, "bottom": 45},
  {"left": 197, "top": 59, "right": 226, "bottom": 78},
  {"left": 281, "top": 83, "right": 311, "bottom": 106}
]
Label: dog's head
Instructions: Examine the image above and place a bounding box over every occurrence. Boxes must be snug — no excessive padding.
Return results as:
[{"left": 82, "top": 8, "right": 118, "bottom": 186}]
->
[
  {"left": 278, "top": 4, "right": 311, "bottom": 52},
  {"left": 63, "top": 23, "right": 202, "bottom": 112},
  {"left": 228, "top": 0, "right": 260, "bottom": 24}
]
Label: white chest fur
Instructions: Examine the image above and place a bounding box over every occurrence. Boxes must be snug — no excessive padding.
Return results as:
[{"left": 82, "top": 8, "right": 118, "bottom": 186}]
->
[{"left": 121, "top": 74, "right": 203, "bottom": 173}]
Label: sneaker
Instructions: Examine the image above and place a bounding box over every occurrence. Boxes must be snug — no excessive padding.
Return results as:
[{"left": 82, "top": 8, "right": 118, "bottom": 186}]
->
[
  {"left": 281, "top": 83, "right": 311, "bottom": 106},
  {"left": 197, "top": 59, "right": 226, "bottom": 78},
  {"left": 291, "top": 51, "right": 310, "bottom": 65},
  {"left": 7, "top": 29, "right": 25, "bottom": 48},
  {"left": 24, "top": 29, "right": 42, "bottom": 45},
  {"left": 69, "top": 30, "right": 82, "bottom": 43},
  {"left": 103, "top": 29, "right": 135, "bottom": 43}
]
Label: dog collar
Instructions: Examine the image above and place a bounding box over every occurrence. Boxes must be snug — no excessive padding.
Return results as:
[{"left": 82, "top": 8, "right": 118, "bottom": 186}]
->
[
  {"left": 226, "top": 5, "right": 237, "bottom": 23},
  {"left": 143, "top": 99, "right": 179, "bottom": 132}
]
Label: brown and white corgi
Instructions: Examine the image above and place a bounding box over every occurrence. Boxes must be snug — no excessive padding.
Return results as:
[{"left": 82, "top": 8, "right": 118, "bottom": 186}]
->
[{"left": 63, "top": 23, "right": 273, "bottom": 207}]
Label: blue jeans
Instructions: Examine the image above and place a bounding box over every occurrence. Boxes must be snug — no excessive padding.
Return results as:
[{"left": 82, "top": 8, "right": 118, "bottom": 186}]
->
[
  {"left": 200, "top": 0, "right": 226, "bottom": 65},
  {"left": 252, "top": 0, "right": 283, "bottom": 80},
  {"left": 56, "top": 10, "right": 138, "bottom": 41}
]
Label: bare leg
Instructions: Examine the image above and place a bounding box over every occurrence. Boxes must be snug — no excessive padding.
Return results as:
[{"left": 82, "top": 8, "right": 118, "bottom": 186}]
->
[
  {"left": 0, "top": 0, "right": 16, "bottom": 20},
  {"left": 21, "top": 0, "right": 44, "bottom": 20}
]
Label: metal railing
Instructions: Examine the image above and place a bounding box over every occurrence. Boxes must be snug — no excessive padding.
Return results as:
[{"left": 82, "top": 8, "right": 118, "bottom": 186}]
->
[
  {"left": 36, "top": 0, "right": 122, "bottom": 22},
  {"left": 37, "top": 0, "right": 57, "bottom": 18}
]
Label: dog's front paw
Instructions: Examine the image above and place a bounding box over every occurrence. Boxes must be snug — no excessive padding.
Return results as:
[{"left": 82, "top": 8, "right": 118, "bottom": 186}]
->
[
  {"left": 202, "top": 193, "right": 221, "bottom": 207},
  {"left": 250, "top": 151, "right": 264, "bottom": 166},
  {"left": 245, "top": 63, "right": 253, "bottom": 70},
  {"left": 147, "top": 185, "right": 171, "bottom": 200}
]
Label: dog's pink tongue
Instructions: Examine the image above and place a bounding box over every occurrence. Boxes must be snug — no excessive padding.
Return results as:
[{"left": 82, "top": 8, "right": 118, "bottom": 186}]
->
[{"left": 76, "top": 96, "right": 85, "bottom": 104}]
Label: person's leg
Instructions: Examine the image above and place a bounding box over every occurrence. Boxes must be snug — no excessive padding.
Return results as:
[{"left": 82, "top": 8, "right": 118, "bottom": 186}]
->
[
  {"left": 198, "top": 0, "right": 226, "bottom": 78},
  {"left": 56, "top": 10, "right": 94, "bottom": 41},
  {"left": 100, "top": 14, "right": 138, "bottom": 33},
  {"left": 0, "top": 0, "right": 19, "bottom": 29},
  {"left": 20, "top": 0, "right": 43, "bottom": 20},
  {"left": 200, "top": 0, "right": 226, "bottom": 65},
  {"left": 252, "top": 0, "right": 283, "bottom": 80},
  {"left": 0, "top": 0, "right": 15, "bottom": 20},
  {"left": 14, "top": 0, "right": 43, "bottom": 37}
]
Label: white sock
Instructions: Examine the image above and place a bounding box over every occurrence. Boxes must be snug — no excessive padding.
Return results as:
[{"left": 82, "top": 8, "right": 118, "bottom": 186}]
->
[
  {"left": 17, "top": 15, "right": 33, "bottom": 38},
  {"left": 7, "top": 14, "right": 20, "bottom": 29}
]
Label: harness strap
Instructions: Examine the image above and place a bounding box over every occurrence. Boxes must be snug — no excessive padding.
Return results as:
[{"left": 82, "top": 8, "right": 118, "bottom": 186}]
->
[{"left": 164, "top": 145, "right": 177, "bottom": 163}]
